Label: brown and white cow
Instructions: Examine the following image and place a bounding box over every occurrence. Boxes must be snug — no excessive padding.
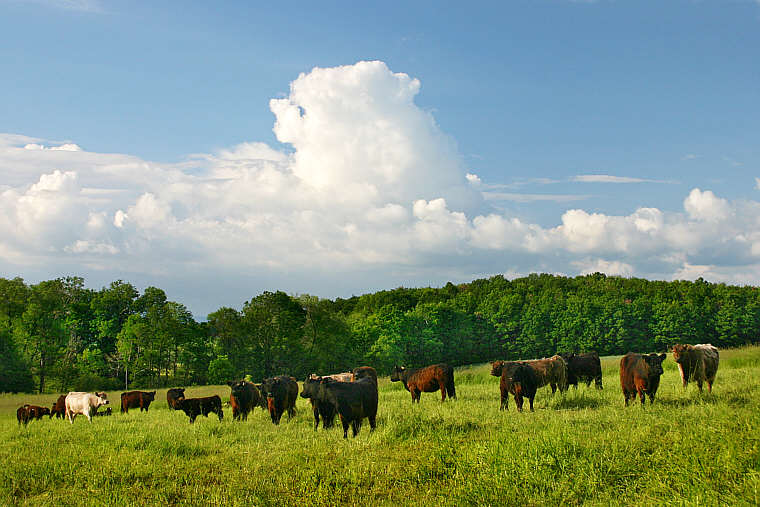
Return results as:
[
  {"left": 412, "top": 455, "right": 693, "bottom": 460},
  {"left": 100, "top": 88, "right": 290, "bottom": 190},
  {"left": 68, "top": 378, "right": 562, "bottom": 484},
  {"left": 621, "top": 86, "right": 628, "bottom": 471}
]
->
[
  {"left": 493, "top": 356, "right": 568, "bottom": 394},
  {"left": 64, "top": 392, "right": 110, "bottom": 423},
  {"left": 619, "top": 352, "right": 667, "bottom": 406},
  {"left": 672, "top": 344, "right": 719, "bottom": 393}
]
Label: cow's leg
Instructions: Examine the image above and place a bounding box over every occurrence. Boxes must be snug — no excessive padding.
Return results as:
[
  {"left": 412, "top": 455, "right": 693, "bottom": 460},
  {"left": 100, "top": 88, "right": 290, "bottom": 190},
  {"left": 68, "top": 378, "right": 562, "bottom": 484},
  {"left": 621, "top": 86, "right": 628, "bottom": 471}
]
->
[
  {"left": 595, "top": 377, "right": 603, "bottom": 390},
  {"left": 352, "top": 420, "right": 359, "bottom": 437},
  {"left": 638, "top": 389, "right": 646, "bottom": 406},
  {"left": 368, "top": 413, "right": 376, "bottom": 432},
  {"left": 528, "top": 396, "right": 535, "bottom": 412},
  {"left": 550, "top": 383, "right": 557, "bottom": 394},
  {"left": 623, "top": 390, "right": 630, "bottom": 407},
  {"left": 514, "top": 394, "right": 523, "bottom": 412},
  {"left": 697, "top": 380, "right": 703, "bottom": 393},
  {"left": 707, "top": 380, "right": 713, "bottom": 393},
  {"left": 340, "top": 415, "right": 349, "bottom": 438},
  {"left": 500, "top": 392, "right": 508, "bottom": 411}
]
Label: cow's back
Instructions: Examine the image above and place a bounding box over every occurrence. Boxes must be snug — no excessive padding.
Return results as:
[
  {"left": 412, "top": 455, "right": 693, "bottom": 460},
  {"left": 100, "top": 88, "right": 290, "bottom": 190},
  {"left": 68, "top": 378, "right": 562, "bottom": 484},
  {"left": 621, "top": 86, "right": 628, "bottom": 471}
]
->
[{"left": 695, "top": 344, "right": 719, "bottom": 380}]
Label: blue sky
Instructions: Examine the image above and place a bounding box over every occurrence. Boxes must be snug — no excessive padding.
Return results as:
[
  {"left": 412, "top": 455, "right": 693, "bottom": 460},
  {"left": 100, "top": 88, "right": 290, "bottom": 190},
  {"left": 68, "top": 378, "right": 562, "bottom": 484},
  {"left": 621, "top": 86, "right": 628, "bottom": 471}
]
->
[{"left": 1, "top": 0, "right": 759, "bottom": 317}]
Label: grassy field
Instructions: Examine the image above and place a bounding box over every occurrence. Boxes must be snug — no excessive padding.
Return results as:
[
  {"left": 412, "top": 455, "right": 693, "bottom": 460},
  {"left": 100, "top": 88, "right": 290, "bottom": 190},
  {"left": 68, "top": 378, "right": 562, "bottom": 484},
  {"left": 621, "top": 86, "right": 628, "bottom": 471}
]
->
[{"left": 1, "top": 347, "right": 760, "bottom": 506}]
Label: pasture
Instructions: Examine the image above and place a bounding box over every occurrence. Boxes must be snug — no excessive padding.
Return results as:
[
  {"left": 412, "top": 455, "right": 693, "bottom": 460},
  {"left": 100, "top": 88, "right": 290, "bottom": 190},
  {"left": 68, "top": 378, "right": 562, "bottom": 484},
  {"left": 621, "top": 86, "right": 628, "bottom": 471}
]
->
[{"left": 2, "top": 347, "right": 760, "bottom": 506}]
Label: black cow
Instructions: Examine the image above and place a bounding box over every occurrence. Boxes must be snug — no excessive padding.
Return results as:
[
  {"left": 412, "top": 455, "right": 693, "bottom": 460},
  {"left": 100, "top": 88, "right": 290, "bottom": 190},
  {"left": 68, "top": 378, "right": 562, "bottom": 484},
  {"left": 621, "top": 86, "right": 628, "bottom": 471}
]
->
[
  {"left": 320, "top": 377, "right": 378, "bottom": 438},
  {"left": 177, "top": 395, "right": 224, "bottom": 423},
  {"left": 561, "top": 352, "right": 603, "bottom": 389},
  {"left": 500, "top": 362, "right": 538, "bottom": 412},
  {"left": 300, "top": 376, "right": 337, "bottom": 430},
  {"left": 261, "top": 376, "right": 298, "bottom": 425},
  {"left": 227, "top": 380, "right": 264, "bottom": 421}
]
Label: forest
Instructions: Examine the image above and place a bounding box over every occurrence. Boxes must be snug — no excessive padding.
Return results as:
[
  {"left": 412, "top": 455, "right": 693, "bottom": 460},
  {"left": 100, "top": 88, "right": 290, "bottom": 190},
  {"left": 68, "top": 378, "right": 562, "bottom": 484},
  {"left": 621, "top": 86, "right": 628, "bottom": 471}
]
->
[{"left": 1, "top": 273, "right": 758, "bottom": 393}]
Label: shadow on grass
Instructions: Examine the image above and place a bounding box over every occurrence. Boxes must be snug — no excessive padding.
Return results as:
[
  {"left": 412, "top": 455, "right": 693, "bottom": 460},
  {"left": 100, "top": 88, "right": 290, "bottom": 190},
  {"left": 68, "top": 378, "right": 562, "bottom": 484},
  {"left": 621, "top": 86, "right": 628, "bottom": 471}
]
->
[
  {"left": 551, "top": 395, "right": 606, "bottom": 410},
  {"left": 650, "top": 394, "right": 720, "bottom": 408}
]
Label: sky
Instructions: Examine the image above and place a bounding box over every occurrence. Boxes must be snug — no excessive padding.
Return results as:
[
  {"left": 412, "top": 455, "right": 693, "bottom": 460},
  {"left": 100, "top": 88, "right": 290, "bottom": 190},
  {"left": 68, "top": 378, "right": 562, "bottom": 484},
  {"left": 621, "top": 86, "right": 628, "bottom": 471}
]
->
[{"left": 1, "top": 0, "right": 759, "bottom": 318}]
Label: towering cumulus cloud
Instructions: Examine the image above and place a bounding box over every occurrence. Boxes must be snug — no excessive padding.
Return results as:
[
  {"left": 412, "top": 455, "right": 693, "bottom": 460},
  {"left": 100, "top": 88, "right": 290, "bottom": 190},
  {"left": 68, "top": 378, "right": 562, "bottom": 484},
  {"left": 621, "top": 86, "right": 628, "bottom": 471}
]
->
[{"left": 1, "top": 61, "right": 760, "bottom": 314}]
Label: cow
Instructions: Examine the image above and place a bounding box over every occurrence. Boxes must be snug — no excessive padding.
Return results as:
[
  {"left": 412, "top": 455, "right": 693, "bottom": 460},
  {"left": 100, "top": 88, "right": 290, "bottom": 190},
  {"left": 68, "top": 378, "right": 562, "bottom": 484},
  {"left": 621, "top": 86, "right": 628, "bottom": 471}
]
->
[
  {"left": 499, "top": 363, "right": 538, "bottom": 412},
  {"left": 390, "top": 364, "right": 456, "bottom": 403},
  {"left": 300, "top": 376, "right": 338, "bottom": 430},
  {"left": 253, "top": 384, "right": 268, "bottom": 409},
  {"left": 93, "top": 407, "right": 112, "bottom": 417},
  {"left": 561, "top": 352, "right": 603, "bottom": 389},
  {"left": 26, "top": 405, "right": 51, "bottom": 420},
  {"left": 177, "top": 395, "right": 224, "bottom": 423},
  {"left": 167, "top": 388, "right": 186, "bottom": 410},
  {"left": 620, "top": 352, "right": 667, "bottom": 406},
  {"left": 64, "top": 392, "right": 110, "bottom": 423},
  {"left": 319, "top": 372, "right": 353, "bottom": 382},
  {"left": 319, "top": 377, "right": 378, "bottom": 438},
  {"left": 492, "top": 356, "right": 568, "bottom": 394},
  {"left": 227, "top": 380, "right": 264, "bottom": 421},
  {"left": 352, "top": 366, "right": 378, "bottom": 385},
  {"left": 17, "top": 405, "right": 30, "bottom": 426},
  {"left": 50, "top": 395, "right": 66, "bottom": 419},
  {"left": 261, "top": 376, "right": 298, "bottom": 425},
  {"left": 120, "top": 391, "right": 157, "bottom": 414},
  {"left": 672, "top": 344, "right": 719, "bottom": 393}
]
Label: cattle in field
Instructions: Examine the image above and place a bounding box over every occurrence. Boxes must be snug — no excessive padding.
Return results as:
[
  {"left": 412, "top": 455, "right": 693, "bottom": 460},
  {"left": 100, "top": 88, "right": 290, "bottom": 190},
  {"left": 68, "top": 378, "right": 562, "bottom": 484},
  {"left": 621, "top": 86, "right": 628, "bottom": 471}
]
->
[
  {"left": 561, "top": 352, "right": 603, "bottom": 389},
  {"left": 17, "top": 405, "right": 30, "bottom": 426},
  {"left": 167, "top": 388, "right": 186, "bottom": 410},
  {"left": 93, "top": 407, "right": 112, "bottom": 417},
  {"left": 619, "top": 352, "right": 667, "bottom": 406},
  {"left": 177, "top": 395, "right": 224, "bottom": 423},
  {"left": 261, "top": 376, "right": 298, "bottom": 425},
  {"left": 227, "top": 380, "right": 264, "bottom": 421},
  {"left": 672, "top": 344, "right": 719, "bottom": 393},
  {"left": 26, "top": 405, "right": 51, "bottom": 420},
  {"left": 50, "top": 395, "right": 66, "bottom": 419},
  {"left": 501, "top": 363, "right": 537, "bottom": 412},
  {"left": 352, "top": 366, "right": 378, "bottom": 385},
  {"left": 492, "top": 356, "right": 568, "bottom": 394},
  {"left": 318, "top": 377, "right": 378, "bottom": 438},
  {"left": 390, "top": 364, "right": 456, "bottom": 403},
  {"left": 300, "top": 376, "right": 338, "bottom": 430},
  {"left": 64, "top": 392, "right": 110, "bottom": 423},
  {"left": 120, "top": 391, "right": 156, "bottom": 414}
]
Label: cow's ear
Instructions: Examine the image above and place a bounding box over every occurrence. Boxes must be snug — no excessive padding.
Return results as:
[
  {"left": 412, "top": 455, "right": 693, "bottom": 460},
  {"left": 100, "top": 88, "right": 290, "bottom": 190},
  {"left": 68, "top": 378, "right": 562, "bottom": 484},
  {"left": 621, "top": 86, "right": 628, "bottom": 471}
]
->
[{"left": 659, "top": 353, "right": 667, "bottom": 362}]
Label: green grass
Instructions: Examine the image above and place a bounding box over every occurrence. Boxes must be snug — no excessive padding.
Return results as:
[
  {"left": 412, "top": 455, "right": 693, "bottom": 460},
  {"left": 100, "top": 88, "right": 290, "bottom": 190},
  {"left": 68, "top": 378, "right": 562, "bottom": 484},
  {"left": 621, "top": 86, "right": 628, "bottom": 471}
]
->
[{"left": 2, "top": 347, "right": 760, "bottom": 506}]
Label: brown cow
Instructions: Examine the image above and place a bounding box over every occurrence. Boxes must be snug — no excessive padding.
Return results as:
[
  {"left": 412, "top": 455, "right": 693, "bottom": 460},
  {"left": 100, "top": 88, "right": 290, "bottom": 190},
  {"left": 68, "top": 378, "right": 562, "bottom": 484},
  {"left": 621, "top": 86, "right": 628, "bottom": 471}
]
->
[
  {"left": 17, "top": 405, "right": 30, "bottom": 426},
  {"left": 167, "top": 388, "right": 186, "bottom": 410},
  {"left": 390, "top": 364, "right": 456, "bottom": 403},
  {"left": 492, "top": 356, "right": 568, "bottom": 394},
  {"left": 672, "top": 344, "right": 719, "bottom": 393},
  {"left": 120, "top": 391, "right": 156, "bottom": 413},
  {"left": 227, "top": 380, "right": 264, "bottom": 421},
  {"left": 620, "top": 352, "right": 667, "bottom": 406},
  {"left": 26, "top": 405, "right": 51, "bottom": 420},
  {"left": 50, "top": 395, "right": 66, "bottom": 419},
  {"left": 261, "top": 376, "right": 298, "bottom": 425},
  {"left": 352, "top": 366, "right": 378, "bottom": 385},
  {"left": 177, "top": 395, "right": 224, "bottom": 423}
]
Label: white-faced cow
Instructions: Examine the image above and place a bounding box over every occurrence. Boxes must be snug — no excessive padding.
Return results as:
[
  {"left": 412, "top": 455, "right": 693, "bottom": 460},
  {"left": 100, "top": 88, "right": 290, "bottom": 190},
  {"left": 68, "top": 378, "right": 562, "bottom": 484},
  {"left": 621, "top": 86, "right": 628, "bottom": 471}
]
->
[{"left": 64, "top": 392, "right": 109, "bottom": 424}]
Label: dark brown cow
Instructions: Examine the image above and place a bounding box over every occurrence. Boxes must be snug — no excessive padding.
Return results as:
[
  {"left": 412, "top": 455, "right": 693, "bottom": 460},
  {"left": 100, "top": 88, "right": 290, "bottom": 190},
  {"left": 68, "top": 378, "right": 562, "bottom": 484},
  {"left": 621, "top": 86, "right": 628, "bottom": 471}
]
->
[
  {"left": 319, "top": 377, "right": 378, "bottom": 438},
  {"left": 525, "top": 356, "right": 568, "bottom": 393},
  {"left": 352, "top": 366, "right": 378, "bottom": 385},
  {"left": 261, "top": 376, "right": 298, "bottom": 425},
  {"left": 17, "top": 405, "right": 30, "bottom": 426},
  {"left": 50, "top": 395, "right": 66, "bottom": 419},
  {"left": 120, "top": 391, "right": 156, "bottom": 413},
  {"left": 177, "top": 395, "right": 224, "bottom": 423},
  {"left": 300, "top": 376, "right": 338, "bottom": 430},
  {"left": 227, "top": 380, "right": 264, "bottom": 421},
  {"left": 93, "top": 407, "right": 112, "bottom": 417},
  {"left": 561, "top": 352, "right": 603, "bottom": 389},
  {"left": 390, "top": 364, "right": 456, "bottom": 403},
  {"left": 501, "top": 363, "right": 538, "bottom": 412},
  {"left": 620, "top": 352, "right": 667, "bottom": 406},
  {"left": 672, "top": 343, "right": 719, "bottom": 393},
  {"left": 167, "top": 388, "right": 186, "bottom": 410}
]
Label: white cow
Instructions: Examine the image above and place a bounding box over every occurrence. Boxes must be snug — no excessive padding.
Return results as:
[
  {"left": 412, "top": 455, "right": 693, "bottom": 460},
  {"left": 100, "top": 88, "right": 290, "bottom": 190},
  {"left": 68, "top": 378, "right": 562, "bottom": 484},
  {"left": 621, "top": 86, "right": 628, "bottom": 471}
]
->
[{"left": 65, "top": 392, "right": 109, "bottom": 423}]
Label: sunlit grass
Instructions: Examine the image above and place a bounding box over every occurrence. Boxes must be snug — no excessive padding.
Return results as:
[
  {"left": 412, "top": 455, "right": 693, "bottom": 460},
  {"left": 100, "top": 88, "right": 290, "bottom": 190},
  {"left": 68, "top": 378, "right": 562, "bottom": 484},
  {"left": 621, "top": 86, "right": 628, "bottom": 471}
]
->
[{"left": 1, "top": 346, "right": 759, "bottom": 505}]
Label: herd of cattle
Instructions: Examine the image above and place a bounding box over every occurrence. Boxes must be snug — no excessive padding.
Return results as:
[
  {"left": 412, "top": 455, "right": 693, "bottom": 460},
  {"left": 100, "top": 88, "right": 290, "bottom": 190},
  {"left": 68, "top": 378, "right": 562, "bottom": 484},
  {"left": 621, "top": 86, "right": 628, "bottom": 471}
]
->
[{"left": 15, "top": 343, "right": 720, "bottom": 436}]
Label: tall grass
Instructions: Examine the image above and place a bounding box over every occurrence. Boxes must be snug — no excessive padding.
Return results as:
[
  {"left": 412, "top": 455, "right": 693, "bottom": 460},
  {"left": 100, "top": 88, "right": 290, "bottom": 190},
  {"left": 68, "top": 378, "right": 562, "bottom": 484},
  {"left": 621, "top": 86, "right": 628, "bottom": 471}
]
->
[{"left": 2, "top": 346, "right": 759, "bottom": 505}]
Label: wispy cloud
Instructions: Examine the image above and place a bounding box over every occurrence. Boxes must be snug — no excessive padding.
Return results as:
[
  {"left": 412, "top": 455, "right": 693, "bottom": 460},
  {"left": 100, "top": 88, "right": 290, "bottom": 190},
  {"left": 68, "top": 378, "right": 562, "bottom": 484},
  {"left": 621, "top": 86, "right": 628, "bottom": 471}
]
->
[
  {"left": 682, "top": 154, "right": 700, "bottom": 161},
  {"left": 574, "top": 174, "right": 675, "bottom": 184},
  {"left": 483, "top": 192, "right": 591, "bottom": 203}
]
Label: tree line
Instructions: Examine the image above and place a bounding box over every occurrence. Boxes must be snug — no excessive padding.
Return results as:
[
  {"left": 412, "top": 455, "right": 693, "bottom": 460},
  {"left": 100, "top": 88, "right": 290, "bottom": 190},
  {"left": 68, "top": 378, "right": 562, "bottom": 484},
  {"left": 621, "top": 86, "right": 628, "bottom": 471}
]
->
[{"left": 1, "top": 273, "right": 758, "bottom": 393}]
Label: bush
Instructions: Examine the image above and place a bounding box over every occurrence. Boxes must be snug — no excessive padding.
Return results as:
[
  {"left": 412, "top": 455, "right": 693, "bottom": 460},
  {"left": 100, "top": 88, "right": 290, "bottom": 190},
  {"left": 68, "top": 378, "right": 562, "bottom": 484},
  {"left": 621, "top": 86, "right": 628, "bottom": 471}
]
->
[{"left": 207, "top": 356, "right": 235, "bottom": 385}]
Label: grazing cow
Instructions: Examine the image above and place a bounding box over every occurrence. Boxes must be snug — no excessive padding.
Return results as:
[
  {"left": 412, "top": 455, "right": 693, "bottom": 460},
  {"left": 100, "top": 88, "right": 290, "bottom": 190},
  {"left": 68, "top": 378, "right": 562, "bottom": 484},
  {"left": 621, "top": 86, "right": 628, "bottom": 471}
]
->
[
  {"left": 261, "top": 376, "right": 298, "bottom": 425},
  {"left": 561, "top": 352, "right": 603, "bottom": 389},
  {"left": 26, "top": 405, "right": 51, "bottom": 420},
  {"left": 492, "top": 356, "right": 568, "bottom": 394},
  {"left": 64, "top": 392, "right": 110, "bottom": 423},
  {"left": 300, "top": 376, "right": 338, "bottom": 430},
  {"left": 177, "top": 395, "right": 224, "bottom": 423},
  {"left": 50, "top": 395, "right": 66, "bottom": 419},
  {"left": 620, "top": 352, "right": 667, "bottom": 406},
  {"left": 672, "top": 344, "right": 719, "bottom": 393},
  {"left": 320, "top": 377, "right": 378, "bottom": 438},
  {"left": 166, "top": 388, "right": 186, "bottom": 410},
  {"left": 352, "top": 366, "right": 378, "bottom": 385},
  {"left": 227, "top": 380, "right": 264, "bottom": 421},
  {"left": 17, "top": 405, "right": 30, "bottom": 426},
  {"left": 390, "top": 364, "right": 456, "bottom": 403},
  {"left": 120, "top": 391, "right": 157, "bottom": 414},
  {"left": 93, "top": 407, "right": 112, "bottom": 417}
]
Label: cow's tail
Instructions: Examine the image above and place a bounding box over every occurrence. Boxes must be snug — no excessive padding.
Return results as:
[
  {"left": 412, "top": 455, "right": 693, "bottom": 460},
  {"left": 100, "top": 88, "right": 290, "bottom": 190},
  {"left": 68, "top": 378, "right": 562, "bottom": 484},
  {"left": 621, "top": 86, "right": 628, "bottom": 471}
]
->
[{"left": 445, "top": 366, "right": 456, "bottom": 400}]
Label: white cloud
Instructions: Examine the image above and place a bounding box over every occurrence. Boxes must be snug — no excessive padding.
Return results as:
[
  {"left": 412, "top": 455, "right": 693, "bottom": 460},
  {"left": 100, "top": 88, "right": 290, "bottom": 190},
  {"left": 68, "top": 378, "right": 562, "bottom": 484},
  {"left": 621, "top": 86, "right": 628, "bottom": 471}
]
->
[
  {"left": 756, "top": 177, "right": 760, "bottom": 190},
  {"left": 573, "top": 174, "right": 672, "bottom": 184},
  {"left": 2, "top": 61, "right": 760, "bottom": 316}
]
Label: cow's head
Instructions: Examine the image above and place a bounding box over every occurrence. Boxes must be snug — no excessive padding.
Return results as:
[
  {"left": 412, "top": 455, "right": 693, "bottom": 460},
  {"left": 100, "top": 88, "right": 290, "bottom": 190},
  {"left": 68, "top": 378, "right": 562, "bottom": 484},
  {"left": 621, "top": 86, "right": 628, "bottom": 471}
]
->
[
  {"left": 490, "top": 361, "right": 505, "bottom": 377},
  {"left": 300, "top": 376, "right": 321, "bottom": 398},
  {"left": 644, "top": 353, "right": 667, "bottom": 376},
  {"left": 671, "top": 344, "right": 691, "bottom": 364},
  {"left": 145, "top": 391, "right": 156, "bottom": 402},
  {"left": 96, "top": 395, "right": 109, "bottom": 407},
  {"left": 96, "top": 391, "right": 108, "bottom": 399},
  {"left": 389, "top": 366, "right": 405, "bottom": 382}
]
